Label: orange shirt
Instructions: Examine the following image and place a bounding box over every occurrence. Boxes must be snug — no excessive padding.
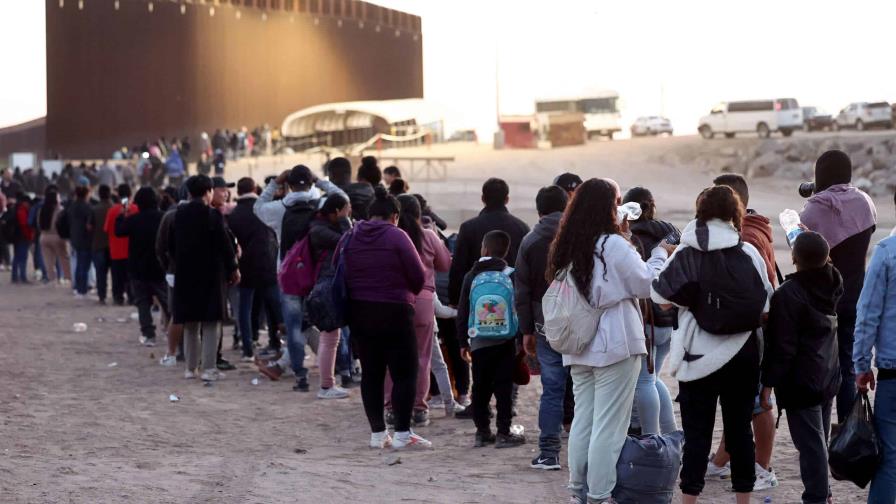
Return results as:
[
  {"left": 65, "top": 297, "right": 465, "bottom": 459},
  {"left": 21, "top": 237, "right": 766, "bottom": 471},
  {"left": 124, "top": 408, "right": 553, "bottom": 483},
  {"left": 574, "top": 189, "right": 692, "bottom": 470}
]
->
[{"left": 104, "top": 203, "right": 139, "bottom": 260}]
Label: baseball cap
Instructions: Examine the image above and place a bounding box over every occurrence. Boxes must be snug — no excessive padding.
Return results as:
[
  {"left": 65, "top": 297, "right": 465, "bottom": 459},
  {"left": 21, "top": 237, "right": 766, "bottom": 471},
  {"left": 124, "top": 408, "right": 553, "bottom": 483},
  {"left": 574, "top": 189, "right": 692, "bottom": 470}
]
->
[
  {"left": 553, "top": 172, "right": 583, "bottom": 193},
  {"left": 76, "top": 175, "right": 91, "bottom": 187},
  {"left": 287, "top": 165, "right": 313, "bottom": 187},
  {"left": 211, "top": 176, "right": 235, "bottom": 189}
]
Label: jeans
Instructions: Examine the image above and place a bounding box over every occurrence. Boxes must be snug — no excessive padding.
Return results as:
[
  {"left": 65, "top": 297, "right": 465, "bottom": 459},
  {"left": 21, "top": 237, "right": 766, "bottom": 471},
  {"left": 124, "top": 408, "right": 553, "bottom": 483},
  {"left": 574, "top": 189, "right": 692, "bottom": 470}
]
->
[
  {"left": 239, "top": 285, "right": 283, "bottom": 358},
  {"left": 132, "top": 278, "right": 169, "bottom": 339},
  {"left": 472, "top": 339, "right": 516, "bottom": 435},
  {"left": 430, "top": 333, "right": 455, "bottom": 412},
  {"left": 870, "top": 379, "right": 896, "bottom": 503},
  {"left": 536, "top": 334, "right": 568, "bottom": 457},
  {"left": 11, "top": 241, "right": 29, "bottom": 282},
  {"left": 633, "top": 327, "right": 676, "bottom": 434},
  {"left": 73, "top": 248, "right": 91, "bottom": 294},
  {"left": 336, "top": 326, "right": 353, "bottom": 377},
  {"left": 836, "top": 311, "right": 857, "bottom": 424},
  {"left": 787, "top": 401, "right": 832, "bottom": 504},
  {"left": 568, "top": 356, "right": 641, "bottom": 502},
  {"left": 32, "top": 238, "right": 47, "bottom": 280},
  {"left": 91, "top": 248, "right": 109, "bottom": 301},
  {"left": 281, "top": 293, "right": 308, "bottom": 378}
]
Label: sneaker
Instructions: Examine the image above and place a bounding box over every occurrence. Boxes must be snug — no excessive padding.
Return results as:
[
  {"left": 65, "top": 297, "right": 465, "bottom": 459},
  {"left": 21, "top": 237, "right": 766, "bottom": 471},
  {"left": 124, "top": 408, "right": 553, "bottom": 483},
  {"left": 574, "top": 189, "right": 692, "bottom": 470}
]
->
[
  {"left": 474, "top": 431, "right": 496, "bottom": 447},
  {"left": 159, "top": 354, "right": 177, "bottom": 367},
  {"left": 531, "top": 453, "right": 561, "bottom": 470},
  {"left": 454, "top": 406, "right": 474, "bottom": 419},
  {"left": 240, "top": 355, "right": 254, "bottom": 363},
  {"left": 340, "top": 374, "right": 357, "bottom": 389},
  {"left": 184, "top": 370, "right": 197, "bottom": 379},
  {"left": 293, "top": 376, "right": 310, "bottom": 392},
  {"left": 706, "top": 455, "right": 731, "bottom": 480},
  {"left": 392, "top": 431, "right": 433, "bottom": 450},
  {"left": 317, "top": 386, "right": 350, "bottom": 400},
  {"left": 385, "top": 409, "right": 396, "bottom": 427},
  {"left": 257, "top": 362, "right": 284, "bottom": 381},
  {"left": 200, "top": 369, "right": 225, "bottom": 381},
  {"left": 428, "top": 395, "right": 445, "bottom": 409},
  {"left": 753, "top": 463, "right": 779, "bottom": 491},
  {"left": 412, "top": 409, "right": 430, "bottom": 427},
  {"left": 458, "top": 394, "right": 471, "bottom": 407},
  {"left": 446, "top": 401, "right": 465, "bottom": 417},
  {"left": 495, "top": 432, "right": 526, "bottom": 449},
  {"left": 143, "top": 337, "right": 156, "bottom": 348},
  {"left": 216, "top": 358, "right": 236, "bottom": 371},
  {"left": 369, "top": 431, "right": 393, "bottom": 449}
]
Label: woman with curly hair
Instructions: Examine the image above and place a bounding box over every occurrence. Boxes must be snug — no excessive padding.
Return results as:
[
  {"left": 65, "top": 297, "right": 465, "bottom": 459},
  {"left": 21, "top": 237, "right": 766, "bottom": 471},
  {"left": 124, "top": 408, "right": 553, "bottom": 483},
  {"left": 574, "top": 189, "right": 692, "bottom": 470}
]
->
[{"left": 547, "top": 178, "right": 672, "bottom": 504}]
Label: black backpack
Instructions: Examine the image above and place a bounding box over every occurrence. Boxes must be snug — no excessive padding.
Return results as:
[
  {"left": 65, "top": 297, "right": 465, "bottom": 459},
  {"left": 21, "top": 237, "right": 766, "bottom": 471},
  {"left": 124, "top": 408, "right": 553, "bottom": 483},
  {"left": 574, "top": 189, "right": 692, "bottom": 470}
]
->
[
  {"left": 279, "top": 200, "right": 316, "bottom": 259},
  {"left": 56, "top": 208, "right": 71, "bottom": 240},
  {"left": 691, "top": 243, "right": 767, "bottom": 335},
  {"left": 1, "top": 209, "right": 17, "bottom": 242}
]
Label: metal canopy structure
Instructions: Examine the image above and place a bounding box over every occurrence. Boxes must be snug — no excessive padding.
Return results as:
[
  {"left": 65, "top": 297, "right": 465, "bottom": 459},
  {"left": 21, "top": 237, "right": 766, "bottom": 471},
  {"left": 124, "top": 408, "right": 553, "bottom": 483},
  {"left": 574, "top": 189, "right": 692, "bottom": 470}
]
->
[{"left": 280, "top": 98, "right": 441, "bottom": 138}]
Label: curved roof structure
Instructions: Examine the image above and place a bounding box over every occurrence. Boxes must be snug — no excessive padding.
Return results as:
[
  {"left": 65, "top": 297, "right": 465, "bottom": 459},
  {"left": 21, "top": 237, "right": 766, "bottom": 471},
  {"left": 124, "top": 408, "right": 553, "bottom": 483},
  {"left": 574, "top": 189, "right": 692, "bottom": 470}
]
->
[{"left": 280, "top": 98, "right": 441, "bottom": 138}]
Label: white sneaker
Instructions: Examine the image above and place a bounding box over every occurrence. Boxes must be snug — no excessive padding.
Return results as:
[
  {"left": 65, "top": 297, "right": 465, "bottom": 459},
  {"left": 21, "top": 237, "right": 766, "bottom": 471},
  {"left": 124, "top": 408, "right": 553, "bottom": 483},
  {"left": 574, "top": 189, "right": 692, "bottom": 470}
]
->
[
  {"left": 142, "top": 338, "right": 156, "bottom": 347},
  {"left": 73, "top": 292, "right": 86, "bottom": 299},
  {"left": 240, "top": 355, "right": 254, "bottom": 363},
  {"left": 160, "top": 354, "right": 177, "bottom": 367},
  {"left": 184, "top": 370, "right": 197, "bottom": 379},
  {"left": 458, "top": 395, "right": 471, "bottom": 408},
  {"left": 706, "top": 455, "right": 731, "bottom": 480},
  {"left": 753, "top": 463, "right": 779, "bottom": 490},
  {"left": 200, "top": 369, "right": 224, "bottom": 381},
  {"left": 317, "top": 386, "right": 349, "bottom": 400},
  {"left": 392, "top": 431, "right": 433, "bottom": 450},
  {"left": 428, "top": 394, "right": 445, "bottom": 409},
  {"left": 370, "top": 431, "right": 393, "bottom": 449}
]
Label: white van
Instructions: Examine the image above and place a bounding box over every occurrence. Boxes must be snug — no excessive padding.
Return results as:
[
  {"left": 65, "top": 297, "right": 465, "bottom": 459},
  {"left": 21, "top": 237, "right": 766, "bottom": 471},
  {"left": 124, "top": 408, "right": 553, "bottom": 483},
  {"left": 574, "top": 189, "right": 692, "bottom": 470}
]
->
[{"left": 698, "top": 99, "right": 803, "bottom": 139}]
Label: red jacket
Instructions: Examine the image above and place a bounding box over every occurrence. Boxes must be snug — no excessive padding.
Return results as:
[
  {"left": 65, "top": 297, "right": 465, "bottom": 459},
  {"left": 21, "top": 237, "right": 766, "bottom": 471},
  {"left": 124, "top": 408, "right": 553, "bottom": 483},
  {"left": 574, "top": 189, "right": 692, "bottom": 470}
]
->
[
  {"left": 742, "top": 212, "right": 777, "bottom": 287},
  {"left": 16, "top": 202, "right": 34, "bottom": 242}
]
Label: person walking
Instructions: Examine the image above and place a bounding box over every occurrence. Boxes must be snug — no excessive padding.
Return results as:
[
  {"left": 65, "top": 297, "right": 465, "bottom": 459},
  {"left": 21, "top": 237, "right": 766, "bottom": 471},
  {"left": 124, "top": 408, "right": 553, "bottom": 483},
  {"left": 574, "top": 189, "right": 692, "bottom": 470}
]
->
[
  {"left": 651, "top": 186, "right": 773, "bottom": 504},
  {"left": 89, "top": 185, "right": 113, "bottom": 304},
  {"left": 547, "top": 179, "right": 670, "bottom": 504},
  {"left": 340, "top": 187, "right": 429, "bottom": 449},
  {"left": 68, "top": 185, "right": 93, "bottom": 297},
  {"left": 169, "top": 175, "right": 239, "bottom": 381}
]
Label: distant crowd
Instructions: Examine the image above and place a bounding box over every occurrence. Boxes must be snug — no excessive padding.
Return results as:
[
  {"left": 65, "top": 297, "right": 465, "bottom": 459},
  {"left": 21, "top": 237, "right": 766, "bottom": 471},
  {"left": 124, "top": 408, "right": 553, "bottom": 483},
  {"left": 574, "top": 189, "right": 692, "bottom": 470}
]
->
[{"left": 3, "top": 150, "right": 896, "bottom": 504}]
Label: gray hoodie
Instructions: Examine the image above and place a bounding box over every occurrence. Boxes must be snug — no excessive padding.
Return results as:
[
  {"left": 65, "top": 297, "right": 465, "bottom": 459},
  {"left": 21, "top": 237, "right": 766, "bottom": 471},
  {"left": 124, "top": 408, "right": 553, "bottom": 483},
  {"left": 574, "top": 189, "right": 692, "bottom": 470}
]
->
[{"left": 253, "top": 179, "right": 346, "bottom": 250}]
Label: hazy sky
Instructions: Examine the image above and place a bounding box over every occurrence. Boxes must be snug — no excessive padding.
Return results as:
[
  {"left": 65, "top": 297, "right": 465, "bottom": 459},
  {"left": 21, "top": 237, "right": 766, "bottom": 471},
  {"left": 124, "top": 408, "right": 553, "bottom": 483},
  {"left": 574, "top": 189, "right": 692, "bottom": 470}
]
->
[{"left": 3, "top": 0, "right": 895, "bottom": 139}]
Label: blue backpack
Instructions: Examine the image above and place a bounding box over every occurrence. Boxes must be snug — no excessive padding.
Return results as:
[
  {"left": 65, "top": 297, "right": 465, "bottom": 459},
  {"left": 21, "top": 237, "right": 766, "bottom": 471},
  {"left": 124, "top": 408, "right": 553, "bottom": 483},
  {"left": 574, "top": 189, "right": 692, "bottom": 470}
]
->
[{"left": 467, "top": 267, "right": 518, "bottom": 340}]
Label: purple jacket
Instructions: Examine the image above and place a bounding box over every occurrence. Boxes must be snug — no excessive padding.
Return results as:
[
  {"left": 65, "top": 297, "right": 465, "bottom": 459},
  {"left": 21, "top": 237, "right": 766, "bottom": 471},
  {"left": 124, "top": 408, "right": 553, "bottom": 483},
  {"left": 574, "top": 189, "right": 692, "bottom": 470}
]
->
[
  {"left": 801, "top": 184, "right": 876, "bottom": 248},
  {"left": 342, "top": 220, "right": 425, "bottom": 305}
]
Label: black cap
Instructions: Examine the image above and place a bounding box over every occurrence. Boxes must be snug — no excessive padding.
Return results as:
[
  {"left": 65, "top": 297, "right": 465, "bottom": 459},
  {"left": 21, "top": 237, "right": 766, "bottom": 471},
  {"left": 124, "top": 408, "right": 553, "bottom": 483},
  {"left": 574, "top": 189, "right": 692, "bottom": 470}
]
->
[
  {"left": 287, "top": 164, "right": 313, "bottom": 187},
  {"left": 212, "top": 176, "right": 234, "bottom": 189},
  {"left": 553, "top": 172, "right": 583, "bottom": 193}
]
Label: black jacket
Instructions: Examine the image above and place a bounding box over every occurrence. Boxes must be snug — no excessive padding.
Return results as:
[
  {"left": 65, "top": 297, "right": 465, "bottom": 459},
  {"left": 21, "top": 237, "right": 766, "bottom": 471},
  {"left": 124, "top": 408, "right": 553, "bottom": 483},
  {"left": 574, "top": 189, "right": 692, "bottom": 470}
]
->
[
  {"left": 67, "top": 199, "right": 93, "bottom": 251},
  {"left": 457, "top": 257, "right": 511, "bottom": 351},
  {"left": 630, "top": 218, "right": 680, "bottom": 328},
  {"left": 115, "top": 207, "right": 165, "bottom": 282},
  {"left": 448, "top": 206, "right": 530, "bottom": 305},
  {"left": 762, "top": 264, "right": 844, "bottom": 410},
  {"left": 227, "top": 197, "right": 278, "bottom": 289},
  {"left": 830, "top": 226, "right": 875, "bottom": 316},
  {"left": 339, "top": 182, "right": 375, "bottom": 221},
  {"left": 514, "top": 212, "right": 561, "bottom": 336},
  {"left": 309, "top": 215, "right": 351, "bottom": 278}
]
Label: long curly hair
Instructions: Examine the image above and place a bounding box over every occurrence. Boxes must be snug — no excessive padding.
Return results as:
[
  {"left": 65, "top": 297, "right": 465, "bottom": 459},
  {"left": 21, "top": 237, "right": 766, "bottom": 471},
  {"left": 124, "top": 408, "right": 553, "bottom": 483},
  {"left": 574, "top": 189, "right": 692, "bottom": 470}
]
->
[
  {"left": 547, "top": 178, "right": 620, "bottom": 301},
  {"left": 696, "top": 185, "right": 744, "bottom": 231}
]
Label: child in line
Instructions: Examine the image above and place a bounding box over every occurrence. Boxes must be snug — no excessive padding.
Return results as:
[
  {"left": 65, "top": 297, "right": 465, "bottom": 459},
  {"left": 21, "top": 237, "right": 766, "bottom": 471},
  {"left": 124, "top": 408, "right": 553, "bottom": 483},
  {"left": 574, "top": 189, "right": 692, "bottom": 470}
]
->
[
  {"left": 457, "top": 230, "right": 526, "bottom": 449},
  {"left": 760, "top": 231, "right": 843, "bottom": 504}
]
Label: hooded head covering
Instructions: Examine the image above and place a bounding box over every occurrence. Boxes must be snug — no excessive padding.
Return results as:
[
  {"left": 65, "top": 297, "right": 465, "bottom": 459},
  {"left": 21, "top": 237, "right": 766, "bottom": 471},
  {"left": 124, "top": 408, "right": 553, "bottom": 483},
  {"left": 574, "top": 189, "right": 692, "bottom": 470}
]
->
[{"left": 815, "top": 150, "right": 852, "bottom": 192}]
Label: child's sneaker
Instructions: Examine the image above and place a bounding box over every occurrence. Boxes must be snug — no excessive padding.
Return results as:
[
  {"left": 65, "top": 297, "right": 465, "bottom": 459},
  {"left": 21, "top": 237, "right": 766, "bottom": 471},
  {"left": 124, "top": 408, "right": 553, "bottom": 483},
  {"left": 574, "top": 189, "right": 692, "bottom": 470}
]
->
[
  {"left": 495, "top": 432, "right": 526, "bottom": 449},
  {"left": 531, "top": 453, "right": 561, "bottom": 470},
  {"left": 369, "top": 431, "right": 392, "bottom": 449},
  {"left": 392, "top": 431, "right": 432, "bottom": 450},
  {"left": 474, "top": 431, "right": 496, "bottom": 447}
]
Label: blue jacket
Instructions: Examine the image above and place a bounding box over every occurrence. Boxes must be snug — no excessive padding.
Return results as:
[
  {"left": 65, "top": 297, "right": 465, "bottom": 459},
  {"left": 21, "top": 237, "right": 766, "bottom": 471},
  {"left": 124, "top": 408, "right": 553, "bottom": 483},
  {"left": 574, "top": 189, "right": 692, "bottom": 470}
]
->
[{"left": 854, "top": 236, "right": 896, "bottom": 373}]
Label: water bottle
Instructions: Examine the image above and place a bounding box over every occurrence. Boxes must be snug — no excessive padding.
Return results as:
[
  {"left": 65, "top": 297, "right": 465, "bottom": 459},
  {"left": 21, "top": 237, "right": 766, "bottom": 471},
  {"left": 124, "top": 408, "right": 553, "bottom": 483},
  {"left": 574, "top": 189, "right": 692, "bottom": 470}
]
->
[
  {"left": 779, "top": 209, "right": 803, "bottom": 247},
  {"left": 617, "top": 202, "right": 643, "bottom": 223}
]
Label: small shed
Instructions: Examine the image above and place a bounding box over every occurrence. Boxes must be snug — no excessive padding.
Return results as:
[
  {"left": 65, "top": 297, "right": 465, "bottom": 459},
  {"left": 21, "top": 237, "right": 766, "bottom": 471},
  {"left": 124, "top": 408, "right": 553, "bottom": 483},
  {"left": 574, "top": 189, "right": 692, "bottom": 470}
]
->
[{"left": 498, "top": 115, "right": 536, "bottom": 149}]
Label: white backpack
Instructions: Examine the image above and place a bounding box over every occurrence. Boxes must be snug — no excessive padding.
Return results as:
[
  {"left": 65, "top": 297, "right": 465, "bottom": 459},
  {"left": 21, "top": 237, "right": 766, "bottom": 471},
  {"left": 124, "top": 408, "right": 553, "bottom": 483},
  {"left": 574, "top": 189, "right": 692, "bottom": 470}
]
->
[{"left": 541, "top": 267, "right": 605, "bottom": 355}]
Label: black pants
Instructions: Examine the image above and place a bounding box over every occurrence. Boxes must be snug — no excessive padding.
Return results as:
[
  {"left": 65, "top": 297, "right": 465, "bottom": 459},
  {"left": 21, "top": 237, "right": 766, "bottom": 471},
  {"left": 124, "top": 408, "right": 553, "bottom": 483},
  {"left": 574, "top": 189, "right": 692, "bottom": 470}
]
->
[
  {"left": 132, "top": 278, "right": 169, "bottom": 339},
  {"left": 472, "top": 339, "right": 516, "bottom": 435},
  {"left": 836, "top": 310, "right": 857, "bottom": 424},
  {"left": 679, "top": 334, "right": 760, "bottom": 495},
  {"left": 110, "top": 259, "right": 131, "bottom": 304},
  {"left": 437, "top": 316, "right": 470, "bottom": 396},
  {"left": 787, "top": 401, "right": 833, "bottom": 504},
  {"left": 349, "top": 300, "right": 417, "bottom": 433}
]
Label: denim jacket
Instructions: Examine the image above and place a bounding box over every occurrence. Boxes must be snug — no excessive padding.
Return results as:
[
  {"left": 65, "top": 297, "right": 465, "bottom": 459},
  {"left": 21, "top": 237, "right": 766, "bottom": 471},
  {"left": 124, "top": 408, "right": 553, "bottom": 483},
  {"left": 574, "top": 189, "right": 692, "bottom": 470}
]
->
[{"left": 854, "top": 236, "right": 896, "bottom": 373}]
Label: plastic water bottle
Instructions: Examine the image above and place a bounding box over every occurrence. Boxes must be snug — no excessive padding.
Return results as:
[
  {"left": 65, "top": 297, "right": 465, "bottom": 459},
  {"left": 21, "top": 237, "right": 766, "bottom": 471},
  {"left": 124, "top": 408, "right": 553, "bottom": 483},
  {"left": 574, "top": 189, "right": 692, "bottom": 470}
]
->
[
  {"left": 617, "top": 202, "right": 643, "bottom": 222},
  {"left": 779, "top": 209, "right": 803, "bottom": 247},
  {"left": 72, "top": 322, "right": 88, "bottom": 333}
]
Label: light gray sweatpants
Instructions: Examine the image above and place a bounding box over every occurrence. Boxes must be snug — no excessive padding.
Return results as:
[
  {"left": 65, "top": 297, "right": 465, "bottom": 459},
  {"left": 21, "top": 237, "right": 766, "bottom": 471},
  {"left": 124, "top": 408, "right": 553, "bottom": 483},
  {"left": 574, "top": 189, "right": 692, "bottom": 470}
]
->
[{"left": 184, "top": 321, "right": 222, "bottom": 372}]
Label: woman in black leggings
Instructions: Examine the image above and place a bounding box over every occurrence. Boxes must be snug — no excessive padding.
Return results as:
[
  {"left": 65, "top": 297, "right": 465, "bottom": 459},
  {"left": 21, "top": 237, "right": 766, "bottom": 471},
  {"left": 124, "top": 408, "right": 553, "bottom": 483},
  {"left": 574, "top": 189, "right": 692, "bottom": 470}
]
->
[{"left": 341, "top": 186, "right": 430, "bottom": 449}]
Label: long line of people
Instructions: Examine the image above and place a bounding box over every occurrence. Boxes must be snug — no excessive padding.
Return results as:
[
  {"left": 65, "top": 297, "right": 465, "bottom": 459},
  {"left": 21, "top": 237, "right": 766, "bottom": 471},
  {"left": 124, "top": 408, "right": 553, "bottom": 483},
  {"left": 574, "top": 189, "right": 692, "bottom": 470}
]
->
[{"left": 5, "top": 149, "right": 896, "bottom": 504}]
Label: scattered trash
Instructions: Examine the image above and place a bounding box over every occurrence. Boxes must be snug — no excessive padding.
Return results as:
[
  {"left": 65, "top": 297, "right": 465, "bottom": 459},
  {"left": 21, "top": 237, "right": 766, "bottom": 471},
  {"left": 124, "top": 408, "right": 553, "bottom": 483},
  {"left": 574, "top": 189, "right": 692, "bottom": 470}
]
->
[
  {"left": 427, "top": 476, "right": 436, "bottom": 482},
  {"left": 168, "top": 394, "right": 180, "bottom": 402},
  {"left": 251, "top": 378, "right": 259, "bottom": 386},
  {"left": 385, "top": 455, "right": 402, "bottom": 466},
  {"left": 510, "top": 424, "right": 525, "bottom": 436},
  {"left": 203, "top": 381, "right": 213, "bottom": 387},
  {"left": 294, "top": 448, "right": 307, "bottom": 454},
  {"left": 94, "top": 317, "right": 106, "bottom": 323},
  {"left": 149, "top": 352, "right": 155, "bottom": 360},
  {"left": 129, "top": 312, "right": 139, "bottom": 321},
  {"left": 72, "top": 323, "right": 88, "bottom": 333},
  {"left": 107, "top": 362, "right": 118, "bottom": 367},
  {"left": 116, "top": 318, "right": 127, "bottom": 323}
]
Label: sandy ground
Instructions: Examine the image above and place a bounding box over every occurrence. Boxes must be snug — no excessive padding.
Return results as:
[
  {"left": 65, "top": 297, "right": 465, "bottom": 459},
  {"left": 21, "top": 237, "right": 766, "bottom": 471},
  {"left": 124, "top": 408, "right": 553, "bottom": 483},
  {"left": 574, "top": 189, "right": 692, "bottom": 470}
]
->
[{"left": 1, "top": 132, "right": 886, "bottom": 503}]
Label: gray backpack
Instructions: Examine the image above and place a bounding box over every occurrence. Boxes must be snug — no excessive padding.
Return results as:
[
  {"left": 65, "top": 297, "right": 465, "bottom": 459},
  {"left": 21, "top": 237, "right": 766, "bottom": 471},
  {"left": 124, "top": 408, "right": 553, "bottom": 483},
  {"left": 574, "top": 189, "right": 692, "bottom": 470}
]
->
[{"left": 613, "top": 431, "right": 684, "bottom": 504}]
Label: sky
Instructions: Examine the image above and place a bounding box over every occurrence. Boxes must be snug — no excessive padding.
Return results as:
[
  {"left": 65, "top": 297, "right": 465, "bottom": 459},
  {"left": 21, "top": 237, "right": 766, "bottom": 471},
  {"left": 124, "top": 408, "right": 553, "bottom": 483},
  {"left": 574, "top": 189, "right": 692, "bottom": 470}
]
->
[{"left": 2, "top": 0, "right": 895, "bottom": 140}]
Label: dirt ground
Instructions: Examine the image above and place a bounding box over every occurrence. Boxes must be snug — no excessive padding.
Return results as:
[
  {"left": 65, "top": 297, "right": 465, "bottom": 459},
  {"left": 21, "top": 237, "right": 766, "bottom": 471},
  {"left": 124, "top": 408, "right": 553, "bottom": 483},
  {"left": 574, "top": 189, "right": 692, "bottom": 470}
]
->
[{"left": 1, "top": 132, "right": 886, "bottom": 503}]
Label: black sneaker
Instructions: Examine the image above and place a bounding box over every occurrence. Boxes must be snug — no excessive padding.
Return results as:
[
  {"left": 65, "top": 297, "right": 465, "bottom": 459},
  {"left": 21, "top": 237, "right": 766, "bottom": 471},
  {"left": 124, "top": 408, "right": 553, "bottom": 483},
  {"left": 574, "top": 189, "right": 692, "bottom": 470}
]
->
[
  {"left": 216, "top": 358, "right": 236, "bottom": 371},
  {"left": 530, "top": 453, "right": 561, "bottom": 470},
  {"left": 340, "top": 374, "right": 357, "bottom": 389},
  {"left": 495, "top": 432, "right": 526, "bottom": 449},
  {"left": 474, "top": 431, "right": 496, "bottom": 447},
  {"left": 412, "top": 409, "right": 430, "bottom": 427},
  {"left": 292, "top": 376, "right": 310, "bottom": 392},
  {"left": 454, "top": 407, "right": 474, "bottom": 419}
]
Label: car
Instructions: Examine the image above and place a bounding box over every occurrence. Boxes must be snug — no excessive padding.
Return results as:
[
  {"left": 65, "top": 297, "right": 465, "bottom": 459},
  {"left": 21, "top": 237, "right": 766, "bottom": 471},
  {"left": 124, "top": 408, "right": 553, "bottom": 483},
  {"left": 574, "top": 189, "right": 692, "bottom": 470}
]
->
[
  {"left": 832, "top": 102, "right": 892, "bottom": 131},
  {"left": 802, "top": 107, "right": 833, "bottom": 132},
  {"left": 630, "top": 116, "right": 673, "bottom": 137},
  {"left": 698, "top": 98, "right": 803, "bottom": 139}
]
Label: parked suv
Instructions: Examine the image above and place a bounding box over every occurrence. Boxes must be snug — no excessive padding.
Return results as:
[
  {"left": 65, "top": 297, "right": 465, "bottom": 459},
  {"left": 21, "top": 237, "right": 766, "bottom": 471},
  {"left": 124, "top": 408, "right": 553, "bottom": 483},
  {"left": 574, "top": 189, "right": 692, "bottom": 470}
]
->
[
  {"left": 630, "top": 116, "right": 673, "bottom": 137},
  {"left": 698, "top": 98, "right": 802, "bottom": 139},
  {"left": 832, "top": 102, "right": 892, "bottom": 131},
  {"left": 802, "top": 107, "right": 833, "bottom": 132}
]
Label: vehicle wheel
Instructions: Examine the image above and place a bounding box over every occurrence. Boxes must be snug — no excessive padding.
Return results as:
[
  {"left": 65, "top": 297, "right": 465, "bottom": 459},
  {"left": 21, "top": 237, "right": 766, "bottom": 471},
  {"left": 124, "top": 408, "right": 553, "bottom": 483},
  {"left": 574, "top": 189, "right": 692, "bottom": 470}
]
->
[
  {"left": 724, "top": 132, "right": 735, "bottom": 139},
  {"left": 856, "top": 119, "right": 865, "bottom": 131},
  {"left": 756, "top": 123, "right": 770, "bottom": 139},
  {"left": 699, "top": 125, "right": 714, "bottom": 139},
  {"left": 781, "top": 129, "right": 793, "bottom": 137}
]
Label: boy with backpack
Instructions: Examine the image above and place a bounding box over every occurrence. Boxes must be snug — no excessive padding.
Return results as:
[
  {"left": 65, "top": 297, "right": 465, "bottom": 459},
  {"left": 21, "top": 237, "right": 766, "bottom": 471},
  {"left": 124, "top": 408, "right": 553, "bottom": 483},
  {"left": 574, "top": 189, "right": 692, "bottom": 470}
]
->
[
  {"left": 457, "top": 230, "right": 526, "bottom": 449},
  {"left": 760, "top": 232, "right": 843, "bottom": 504}
]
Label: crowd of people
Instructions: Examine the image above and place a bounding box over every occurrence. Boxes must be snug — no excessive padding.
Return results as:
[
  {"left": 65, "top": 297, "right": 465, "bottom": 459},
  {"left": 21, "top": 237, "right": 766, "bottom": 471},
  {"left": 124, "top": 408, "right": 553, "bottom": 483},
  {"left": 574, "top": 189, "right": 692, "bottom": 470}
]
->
[{"left": 4, "top": 148, "right": 896, "bottom": 504}]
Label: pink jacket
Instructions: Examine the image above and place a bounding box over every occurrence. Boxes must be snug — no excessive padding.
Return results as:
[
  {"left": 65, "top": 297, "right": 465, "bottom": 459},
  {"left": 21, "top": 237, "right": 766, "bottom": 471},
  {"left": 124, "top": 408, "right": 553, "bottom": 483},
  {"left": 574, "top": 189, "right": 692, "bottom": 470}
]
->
[{"left": 418, "top": 229, "right": 451, "bottom": 299}]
